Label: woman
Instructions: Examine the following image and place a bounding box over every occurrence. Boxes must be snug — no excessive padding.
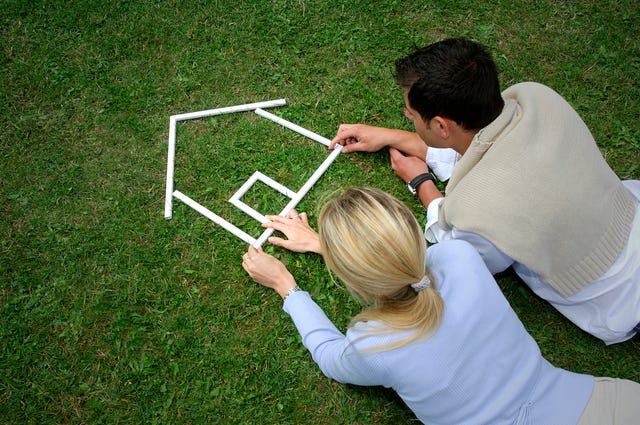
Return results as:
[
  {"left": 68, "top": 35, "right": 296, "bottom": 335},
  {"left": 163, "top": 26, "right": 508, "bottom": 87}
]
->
[{"left": 242, "top": 187, "right": 640, "bottom": 425}]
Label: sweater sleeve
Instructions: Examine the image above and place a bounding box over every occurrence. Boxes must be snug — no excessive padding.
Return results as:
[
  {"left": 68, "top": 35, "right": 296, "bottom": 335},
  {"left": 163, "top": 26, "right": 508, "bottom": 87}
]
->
[
  {"left": 282, "top": 291, "right": 384, "bottom": 386},
  {"left": 426, "top": 198, "right": 514, "bottom": 274}
]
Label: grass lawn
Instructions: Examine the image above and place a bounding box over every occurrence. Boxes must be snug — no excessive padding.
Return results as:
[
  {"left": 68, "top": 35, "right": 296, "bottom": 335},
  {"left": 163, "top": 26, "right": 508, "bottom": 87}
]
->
[{"left": 1, "top": 0, "right": 639, "bottom": 423}]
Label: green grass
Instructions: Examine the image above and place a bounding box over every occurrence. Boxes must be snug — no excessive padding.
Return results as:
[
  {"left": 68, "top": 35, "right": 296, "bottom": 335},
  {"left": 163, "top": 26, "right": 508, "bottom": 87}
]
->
[{"left": 1, "top": 0, "right": 639, "bottom": 423}]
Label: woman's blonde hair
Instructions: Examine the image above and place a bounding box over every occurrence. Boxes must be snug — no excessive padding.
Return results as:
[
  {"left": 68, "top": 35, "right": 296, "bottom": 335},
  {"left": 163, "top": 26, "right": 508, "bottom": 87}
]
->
[{"left": 318, "top": 187, "right": 444, "bottom": 351}]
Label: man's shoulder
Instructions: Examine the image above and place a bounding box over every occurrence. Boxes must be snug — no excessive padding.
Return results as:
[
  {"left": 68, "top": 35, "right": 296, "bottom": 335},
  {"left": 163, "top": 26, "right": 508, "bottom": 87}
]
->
[{"left": 503, "top": 81, "right": 564, "bottom": 103}]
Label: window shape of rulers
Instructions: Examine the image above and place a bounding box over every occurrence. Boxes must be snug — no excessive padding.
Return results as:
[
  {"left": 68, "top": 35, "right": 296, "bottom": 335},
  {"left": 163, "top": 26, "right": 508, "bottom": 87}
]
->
[{"left": 164, "top": 99, "right": 342, "bottom": 248}]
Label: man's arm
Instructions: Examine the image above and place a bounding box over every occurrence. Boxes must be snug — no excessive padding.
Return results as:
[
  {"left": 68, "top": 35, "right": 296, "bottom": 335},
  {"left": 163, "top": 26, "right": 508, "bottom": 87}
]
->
[
  {"left": 389, "top": 148, "right": 443, "bottom": 209},
  {"left": 330, "top": 124, "right": 426, "bottom": 157},
  {"left": 415, "top": 180, "right": 444, "bottom": 210}
]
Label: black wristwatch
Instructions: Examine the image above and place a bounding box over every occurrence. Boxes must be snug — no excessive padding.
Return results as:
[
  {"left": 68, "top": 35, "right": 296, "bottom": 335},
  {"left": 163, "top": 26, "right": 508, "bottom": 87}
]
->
[{"left": 407, "top": 172, "right": 436, "bottom": 195}]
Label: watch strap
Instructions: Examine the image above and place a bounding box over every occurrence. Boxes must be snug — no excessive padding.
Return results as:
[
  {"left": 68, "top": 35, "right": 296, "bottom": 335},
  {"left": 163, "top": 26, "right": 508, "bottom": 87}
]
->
[{"left": 408, "top": 172, "right": 436, "bottom": 195}]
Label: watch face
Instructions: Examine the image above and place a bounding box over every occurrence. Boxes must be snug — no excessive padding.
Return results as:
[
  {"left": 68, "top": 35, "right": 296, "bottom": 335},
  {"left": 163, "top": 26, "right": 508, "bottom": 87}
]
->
[{"left": 407, "top": 183, "right": 416, "bottom": 195}]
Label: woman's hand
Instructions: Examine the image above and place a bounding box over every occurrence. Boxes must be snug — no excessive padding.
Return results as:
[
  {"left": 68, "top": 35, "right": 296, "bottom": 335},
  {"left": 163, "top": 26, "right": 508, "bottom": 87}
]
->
[
  {"left": 263, "top": 210, "right": 322, "bottom": 254},
  {"left": 242, "top": 245, "right": 297, "bottom": 299}
]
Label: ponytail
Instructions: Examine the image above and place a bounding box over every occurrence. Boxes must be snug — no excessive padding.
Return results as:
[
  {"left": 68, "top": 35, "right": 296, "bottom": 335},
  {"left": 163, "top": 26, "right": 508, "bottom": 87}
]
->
[{"left": 319, "top": 187, "right": 444, "bottom": 351}]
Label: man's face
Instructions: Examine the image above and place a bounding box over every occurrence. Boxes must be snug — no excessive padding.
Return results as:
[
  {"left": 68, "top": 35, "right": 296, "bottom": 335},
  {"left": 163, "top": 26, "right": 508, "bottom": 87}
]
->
[
  {"left": 403, "top": 88, "right": 456, "bottom": 150},
  {"left": 403, "top": 89, "right": 436, "bottom": 147}
]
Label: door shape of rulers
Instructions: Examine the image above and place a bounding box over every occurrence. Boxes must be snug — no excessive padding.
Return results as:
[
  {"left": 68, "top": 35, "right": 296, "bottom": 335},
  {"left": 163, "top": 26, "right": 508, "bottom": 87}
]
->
[{"left": 164, "top": 99, "right": 342, "bottom": 248}]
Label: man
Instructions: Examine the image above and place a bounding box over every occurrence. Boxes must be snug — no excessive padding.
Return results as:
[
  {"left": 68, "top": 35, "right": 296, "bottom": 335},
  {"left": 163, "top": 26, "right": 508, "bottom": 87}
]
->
[{"left": 329, "top": 38, "right": 640, "bottom": 345}]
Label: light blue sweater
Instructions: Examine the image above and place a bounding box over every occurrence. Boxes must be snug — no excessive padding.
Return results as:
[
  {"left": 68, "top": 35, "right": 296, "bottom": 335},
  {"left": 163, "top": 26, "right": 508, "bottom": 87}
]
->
[{"left": 283, "top": 240, "right": 593, "bottom": 425}]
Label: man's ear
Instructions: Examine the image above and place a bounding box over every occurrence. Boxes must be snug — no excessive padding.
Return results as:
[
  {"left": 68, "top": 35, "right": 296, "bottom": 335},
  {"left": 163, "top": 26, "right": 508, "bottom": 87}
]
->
[{"left": 430, "top": 116, "right": 451, "bottom": 139}]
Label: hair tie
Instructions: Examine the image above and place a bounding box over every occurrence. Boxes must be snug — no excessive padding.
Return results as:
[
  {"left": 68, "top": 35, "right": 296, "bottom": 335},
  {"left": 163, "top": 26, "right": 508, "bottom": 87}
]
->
[{"left": 411, "top": 275, "right": 431, "bottom": 292}]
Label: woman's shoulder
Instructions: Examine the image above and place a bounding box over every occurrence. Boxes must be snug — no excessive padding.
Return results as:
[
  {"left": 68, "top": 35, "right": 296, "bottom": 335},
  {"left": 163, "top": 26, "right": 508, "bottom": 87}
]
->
[{"left": 427, "top": 240, "right": 495, "bottom": 293}]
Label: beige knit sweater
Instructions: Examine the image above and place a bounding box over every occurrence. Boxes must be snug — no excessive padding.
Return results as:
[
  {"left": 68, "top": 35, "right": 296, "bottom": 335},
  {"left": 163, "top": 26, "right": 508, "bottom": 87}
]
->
[{"left": 439, "top": 82, "right": 636, "bottom": 296}]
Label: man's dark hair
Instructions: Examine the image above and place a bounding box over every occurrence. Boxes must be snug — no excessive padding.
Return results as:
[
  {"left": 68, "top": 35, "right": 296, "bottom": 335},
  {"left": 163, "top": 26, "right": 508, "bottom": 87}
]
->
[{"left": 394, "top": 38, "right": 504, "bottom": 131}]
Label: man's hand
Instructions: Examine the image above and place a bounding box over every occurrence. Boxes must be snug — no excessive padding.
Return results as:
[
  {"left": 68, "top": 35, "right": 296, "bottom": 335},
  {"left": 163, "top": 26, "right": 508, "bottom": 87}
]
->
[
  {"left": 329, "top": 124, "right": 392, "bottom": 153},
  {"left": 390, "top": 148, "right": 444, "bottom": 208},
  {"left": 389, "top": 147, "right": 429, "bottom": 183},
  {"left": 263, "top": 210, "right": 322, "bottom": 254},
  {"left": 330, "top": 124, "right": 428, "bottom": 158}
]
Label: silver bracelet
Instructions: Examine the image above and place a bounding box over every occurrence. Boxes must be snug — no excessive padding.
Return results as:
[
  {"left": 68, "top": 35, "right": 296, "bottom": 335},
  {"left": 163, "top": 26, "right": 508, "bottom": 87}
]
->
[{"left": 283, "top": 285, "right": 302, "bottom": 301}]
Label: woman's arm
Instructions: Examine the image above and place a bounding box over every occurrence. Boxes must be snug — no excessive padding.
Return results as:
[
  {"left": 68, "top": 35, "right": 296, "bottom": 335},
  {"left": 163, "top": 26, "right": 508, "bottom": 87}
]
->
[
  {"left": 284, "top": 291, "right": 383, "bottom": 386},
  {"left": 242, "top": 246, "right": 382, "bottom": 386}
]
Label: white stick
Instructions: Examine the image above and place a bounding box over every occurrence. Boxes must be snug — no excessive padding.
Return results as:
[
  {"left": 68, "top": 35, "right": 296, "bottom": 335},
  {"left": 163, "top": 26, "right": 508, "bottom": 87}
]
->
[
  {"left": 229, "top": 199, "right": 270, "bottom": 224},
  {"left": 165, "top": 98, "right": 342, "bottom": 249},
  {"left": 289, "top": 145, "right": 342, "bottom": 204},
  {"left": 172, "top": 99, "right": 286, "bottom": 122},
  {"left": 254, "top": 108, "right": 332, "bottom": 147},
  {"left": 164, "top": 117, "right": 177, "bottom": 220},
  {"left": 173, "top": 190, "right": 256, "bottom": 245},
  {"left": 229, "top": 171, "right": 297, "bottom": 203},
  {"left": 253, "top": 145, "right": 342, "bottom": 247},
  {"left": 165, "top": 100, "right": 286, "bottom": 220},
  {"left": 229, "top": 171, "right": 297, "bottom": 225}
]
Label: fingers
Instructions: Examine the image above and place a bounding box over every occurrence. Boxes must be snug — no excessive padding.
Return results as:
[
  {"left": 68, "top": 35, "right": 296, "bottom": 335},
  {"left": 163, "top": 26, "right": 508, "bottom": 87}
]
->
[
  {"left": 243, "top": 245, "right": 266, "bottom": 275},
  {"left": 389, "top": 147, "right": 430, "bottom": 183},
  {"left": 262, "top": 217, "right": 297, "bottom": 239},
  {"left": 286, "top": 211, "right": 308, "bottom": 223},
  {"left": 262, "top": 215, "right": 288, "bottom": 230},
  {"left": 244, "top": 244, "right": 263, "bottom": 261},
  {"left": 262, "top": 221, "right": 286, "bottom": 233},
  {"left": 389, "top": 148, "right": 406, "bottom": 171},
  {"left": 242, "top": 250, "right": 250, "bottom": 271},
  {"left": 266, "top": 236, "right": 288, "bottom": 249},
  {"left": 264, "top": 212, "right": 307, "bottom": 226},
  {"left": 330, "top": 138, "right": 352, "bottom": 152},
  {"left": 265, "top": 214, "right": 292, "bottom": 222},
  {"left": 389, "top": 147, "right": 399, "bottom": 158},
  {"left": 298, "top": 212, "right": 308, "bottom": 225},
  {"left": 285, "top": 210, "right": 308, "bottom": 223},
  {"left": 330, "top": 124, "right": 355, "bottom": 151},
  {"left": 268, "top": 235, "right": 311, "bottom": 252}
]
